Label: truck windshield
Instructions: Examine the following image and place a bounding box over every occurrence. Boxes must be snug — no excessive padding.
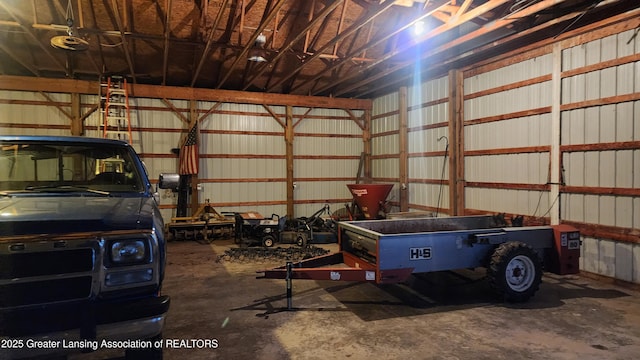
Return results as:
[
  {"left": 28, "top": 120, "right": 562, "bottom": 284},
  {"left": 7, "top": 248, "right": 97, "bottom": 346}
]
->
[{"left": 0, "top": 140, "right": 143, "bottom": 193}]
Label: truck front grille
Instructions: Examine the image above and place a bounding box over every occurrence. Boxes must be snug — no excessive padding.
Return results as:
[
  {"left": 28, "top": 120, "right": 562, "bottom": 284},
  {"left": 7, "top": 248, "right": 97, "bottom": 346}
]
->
[
  {"left": 0, "top": 246, "right": 96, "bottom": 308},
  {"left": 0, "top": 277, "right": 93, "bottom": 307},
  {"left": 0, "top": 249, "right": 93, "bottom": 278}
]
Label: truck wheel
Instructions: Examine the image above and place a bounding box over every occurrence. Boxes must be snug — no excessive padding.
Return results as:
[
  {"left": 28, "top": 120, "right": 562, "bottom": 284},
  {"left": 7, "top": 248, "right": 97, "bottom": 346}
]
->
[
  {"left": 262, "top": 235, "right": 276, "bottom": 247},
  {"left": 487, "top": 241, "right": 542, "bottom": 302}
]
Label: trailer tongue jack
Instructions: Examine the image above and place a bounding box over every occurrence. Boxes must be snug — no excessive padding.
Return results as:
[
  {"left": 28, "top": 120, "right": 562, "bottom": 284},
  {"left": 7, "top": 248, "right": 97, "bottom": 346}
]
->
[{"left": 258, "top": 215, "right": 581, "bottom": 303}]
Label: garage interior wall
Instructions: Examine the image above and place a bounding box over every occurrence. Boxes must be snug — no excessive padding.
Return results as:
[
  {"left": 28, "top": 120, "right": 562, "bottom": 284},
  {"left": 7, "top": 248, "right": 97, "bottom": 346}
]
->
[
  {"left": 371, "top": 16, "right": 640, "bottom": 284},
  {"left": 0, "top": 91, "right": 367, "bottom": 223},
  {"left": 1, "top": 14, "right": 638, "bottom": 286}
]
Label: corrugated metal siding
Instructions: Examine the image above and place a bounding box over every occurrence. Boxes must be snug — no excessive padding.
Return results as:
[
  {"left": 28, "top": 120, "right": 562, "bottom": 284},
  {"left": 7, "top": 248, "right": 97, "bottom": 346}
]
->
[
  {"left": 558, "top": 28, "right": 640, "bottom": 283},
  {"left": 0, "top": 91, "right": 71, "bottom": 136},
  {"left": 464, "top": 55, "right": 552, "bottom": 221}
]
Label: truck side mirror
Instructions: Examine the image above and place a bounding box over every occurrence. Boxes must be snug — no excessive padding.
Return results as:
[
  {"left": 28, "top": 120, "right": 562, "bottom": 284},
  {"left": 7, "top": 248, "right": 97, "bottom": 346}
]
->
[{"left": 158, "top": 173, "right": 180, "bottom": 190}]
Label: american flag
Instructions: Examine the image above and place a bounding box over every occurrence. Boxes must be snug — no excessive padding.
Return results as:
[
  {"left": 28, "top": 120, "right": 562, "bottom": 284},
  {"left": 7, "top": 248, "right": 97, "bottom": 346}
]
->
[{"left": 179, "top": 121, "right": 199, "bottom": 175}]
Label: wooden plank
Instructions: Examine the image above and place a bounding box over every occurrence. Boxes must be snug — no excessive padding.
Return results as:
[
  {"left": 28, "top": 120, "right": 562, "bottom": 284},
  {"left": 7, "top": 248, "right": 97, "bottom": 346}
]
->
[
  {"left": 561, "top": 186, "right": 640, "bottom": 197},
  {"left": 399, "top": 86, "right": 408, "bottom": 212},
  {"left": 286, "top": 106, "right": 294, "bottom": 218},
  {"left": 550, "top": 43, "right": 561, "bottom": 225},
  {"left": 561, "top": 141, "right": 640, "bottom": 152},
  {"left": 465, "top": 182, "right": 550, "bottom": 191},
  {"left": 464, "top": 75, "right": 551, "bottom": 100},
  {"left": 562, "top": 220, "right": 640, "bottom": 244},
  {"left": 561, "top": 93, "right": 640, "bottom": 112},
  {"left": 562, "top": 53, "right": 640, "bottom": 79},
  {"left": 464, "top": 145, "right": 550, "bottom": 156},
  {"left": 464, "top": 107, "right": 551, "bottom": 125},
  {"left": 0, "top": 75, "right": 372, "bottom": 110}
]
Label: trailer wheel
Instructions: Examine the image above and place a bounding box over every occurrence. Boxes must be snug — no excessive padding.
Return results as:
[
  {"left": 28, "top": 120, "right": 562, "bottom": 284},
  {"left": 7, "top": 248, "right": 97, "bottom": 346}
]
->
[
  {"left": 296, "top": 234, "right": 306, "bottom": 247},
  {"left": 487, "top": 241, "right": 542, "bottom": 302},
  {"left": 262, "top": 234, "right": 276, "bottom": 247}
]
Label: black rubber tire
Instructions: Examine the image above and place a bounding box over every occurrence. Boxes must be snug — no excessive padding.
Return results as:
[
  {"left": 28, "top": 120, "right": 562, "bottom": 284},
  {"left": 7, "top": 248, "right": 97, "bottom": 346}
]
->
[
  {"left": 296, "top": 234, "right": 306, "bottom": 247},
  {"left": 487, "top": 241, "right": 542, "bottom": 303},
  {"left": 262, "top": 234, "right": 276, "bottom": 248}
]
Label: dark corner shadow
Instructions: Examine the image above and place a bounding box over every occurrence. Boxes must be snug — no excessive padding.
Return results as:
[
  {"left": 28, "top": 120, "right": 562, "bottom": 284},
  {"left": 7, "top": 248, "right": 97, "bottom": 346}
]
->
[{"left": 234, "top": 269, "right": 633, "bottom": 322}]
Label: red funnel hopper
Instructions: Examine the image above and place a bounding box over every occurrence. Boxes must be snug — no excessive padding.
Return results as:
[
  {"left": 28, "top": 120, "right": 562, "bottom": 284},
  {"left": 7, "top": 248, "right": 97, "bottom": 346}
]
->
[{"left": 347, "top": 183, "right": 394, "bottom": 219}]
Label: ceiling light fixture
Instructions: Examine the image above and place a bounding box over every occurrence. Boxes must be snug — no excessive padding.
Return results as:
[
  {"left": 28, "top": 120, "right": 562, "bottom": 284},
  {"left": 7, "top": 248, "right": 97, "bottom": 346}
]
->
[{"left": 248, "top": 33, "right": 268, "bottom": 62}]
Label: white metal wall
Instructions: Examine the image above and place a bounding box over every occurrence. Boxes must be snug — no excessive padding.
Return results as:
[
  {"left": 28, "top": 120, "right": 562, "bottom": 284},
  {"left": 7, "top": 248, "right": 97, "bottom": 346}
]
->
[
  {"left": 464, "top": 54, "right": 553, "bottom": 216},
  {"left": 408, "top": 77, "right": 449, "bottom": 213},
  {"left": 560, "top": 29, "right": 640, "bottom": 283},
  {"left": 0, "top": 91, "right": 73, "bottom": 136},
  {"left": 370, "top": 23, "right": 640, "bottom": 284},
  {"left": 371, "top": 92, "right": 401, "bottom": 206},
  {"left": 293, "top": 108, "right": 363, "bottom": 217},
  {"left": 0, "top": 93, "right": 367, "bottom": 224}
]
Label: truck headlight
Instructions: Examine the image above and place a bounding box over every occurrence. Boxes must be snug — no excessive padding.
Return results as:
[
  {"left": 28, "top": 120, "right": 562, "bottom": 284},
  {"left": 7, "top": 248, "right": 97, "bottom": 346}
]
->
[{"left": 109, "top": 239, "right": 149, "bottom": 265}]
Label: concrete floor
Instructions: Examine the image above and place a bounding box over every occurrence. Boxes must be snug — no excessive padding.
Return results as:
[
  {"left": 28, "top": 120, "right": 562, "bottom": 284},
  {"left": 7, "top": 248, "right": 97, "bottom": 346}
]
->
[{"left": 72, "top": 238, "right": 640, "bottom": 360}]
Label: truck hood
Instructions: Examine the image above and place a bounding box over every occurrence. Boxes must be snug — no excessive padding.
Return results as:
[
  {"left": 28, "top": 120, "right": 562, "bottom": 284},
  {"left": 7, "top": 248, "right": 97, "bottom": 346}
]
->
[{"left": 0, "top": 195, "right": 154, "bottom": 237}]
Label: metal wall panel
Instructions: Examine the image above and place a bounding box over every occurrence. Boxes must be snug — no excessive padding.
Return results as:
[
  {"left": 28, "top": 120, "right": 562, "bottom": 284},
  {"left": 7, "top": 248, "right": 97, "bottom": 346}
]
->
[{"left": 0, "top": 91, "right": 70, "bottom": 136}]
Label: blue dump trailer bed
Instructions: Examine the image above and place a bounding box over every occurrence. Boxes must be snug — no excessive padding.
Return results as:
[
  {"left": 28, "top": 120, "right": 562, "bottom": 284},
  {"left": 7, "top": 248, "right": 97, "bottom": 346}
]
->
[{"left": 258, "top": 215, "right": 581, "bottom": 302}]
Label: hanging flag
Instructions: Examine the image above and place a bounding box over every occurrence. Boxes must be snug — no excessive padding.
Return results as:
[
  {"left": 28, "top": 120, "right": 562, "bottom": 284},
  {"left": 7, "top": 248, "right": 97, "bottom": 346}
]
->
[{"left": 179, "top": 121, "right": 199, "bottom": 175}]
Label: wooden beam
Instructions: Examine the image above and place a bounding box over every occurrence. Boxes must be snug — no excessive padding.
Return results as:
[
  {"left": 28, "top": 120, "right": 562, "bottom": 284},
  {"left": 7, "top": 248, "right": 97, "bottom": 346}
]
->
[
  {"left": 0, "top": 2, "right": 66, "bottom": 73},
  {"left": 449, "top": 69, "right": 464, "bottom": 216},
  {"left": 267, "top": 0, "right": 396, "bottom": 92},
  {"left": 190, "top": 99, "right": 200, "bottom": 215},
  {"left": 216, "top": 0, "right": 288, "bottom": 89},
  {"left": 110, "top": 0, "right": 136, "bottom": 83},
  {"left": 70, "top": 93, "right": 82, "bottom": 136},
  {"left": 38, "top": 91, "right": 72, "bottom": 120},
  {"left": 0, "top": 75, "right": 372, "bottom": 110},
  {"left": 398, "top": 86, "right": 408, "bottom": 212},
  {"left": 304, "top": 0, "right": 453, "bottom": 95},
  {"left": 242, "top": 0, "right": 344, "bottom": 91},
  {"left": 0, "top": 41, "right": 40, "bottom": 76},
  {"left": 191, "top": 0, "right": 231, "bottom": 87},
  {"left": 285, "top": 105, "right": 294, "bottom": 218},
  {"left": 332, "top": 0, "right": 513, "bottom": 96},
  {"left": 162, "top": 0, "right": 172, "bottom": 86},
  {"left": 262, "top": 104, "right": 285, "bottom": 128},
  {"left": 363, "top": 109, "right": 371, "bottom": 180},
  {"left": 161, "top": 98, "right": 189, "bottom": 124}
]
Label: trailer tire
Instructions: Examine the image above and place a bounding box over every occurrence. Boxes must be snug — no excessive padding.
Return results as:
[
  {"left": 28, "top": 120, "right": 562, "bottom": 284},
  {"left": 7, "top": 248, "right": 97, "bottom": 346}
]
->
[
  {"left": 262, "top": 235, "right": 276, "bottom": 247},
  {"left": 487, "top": 241, "right": 542, "bottom": 303},
  {"left": 296, "top": 234, "right": 306, "bottom": 247}
]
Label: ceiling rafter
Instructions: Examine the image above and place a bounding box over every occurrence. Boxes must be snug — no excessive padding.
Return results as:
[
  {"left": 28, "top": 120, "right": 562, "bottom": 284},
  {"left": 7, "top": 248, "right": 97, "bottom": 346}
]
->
[
  {"left": 339, "top": 0, "right": 566, "bottom": 97},
  {"left": 216, "top": 0, "right": 288, "bottom": 89},
  {"left": 161, "top": 0, "right": 172, "bottom": 85},
  {"left": 315, "top": 0, "right": 512, "bottom": 96},
  {"left": 191, "top": 0, "right": 231, "bottom": 86},
  {"left": 266, "top": 0, "right": 397, "bottom": 93},
  {"left": 109, "top": 0, "right": 136, "bottom": 83},
  {"left": 0, "top": 2, "right": 67, "bottom": 73},
  {"left": 354, "top": 0, "right": 623, "bottom": 98},
  {"left": 242, "top": 0, "right": 345, "bottom": 91},
  {"left": 0, "top": 42, "right": 40, "bottom": 76},
  {"left": 297, "top": 0, "right": 453, "bottom": 95}
]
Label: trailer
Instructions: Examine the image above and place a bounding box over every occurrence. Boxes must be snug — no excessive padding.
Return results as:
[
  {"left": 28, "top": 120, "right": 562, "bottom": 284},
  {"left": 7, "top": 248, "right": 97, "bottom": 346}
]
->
[{"left": 258, "top": 215, "right": 581, "bottom": 302}]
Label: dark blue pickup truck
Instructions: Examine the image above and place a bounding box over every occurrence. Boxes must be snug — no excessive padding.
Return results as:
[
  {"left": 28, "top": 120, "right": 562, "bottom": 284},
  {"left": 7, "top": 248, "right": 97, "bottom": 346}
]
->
[{"left": 0, "top": 136, "right": 179, "bottom": 359}]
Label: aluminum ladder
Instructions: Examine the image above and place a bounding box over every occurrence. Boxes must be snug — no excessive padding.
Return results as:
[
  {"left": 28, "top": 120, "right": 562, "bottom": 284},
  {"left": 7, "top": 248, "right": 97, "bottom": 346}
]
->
[{"left": 100, "top": 76, "right": 132, "bottom": 143}]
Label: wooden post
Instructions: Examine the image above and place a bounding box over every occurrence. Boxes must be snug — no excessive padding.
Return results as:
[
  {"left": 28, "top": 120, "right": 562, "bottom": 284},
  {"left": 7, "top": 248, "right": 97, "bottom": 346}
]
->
[
  {"left": 363, "top": 109, "right": 371, "bottom": 180},
  {"left": 399, "top": 86, "right": 408, "bottom": 212},
  {"left": 70, "top": 93, "right": 82, "bottom": 136},
  {"left": 285, "top": 105, "right": 294, "bottom": 218},
  {"left": 190, "top": 99, "right": 199, "bottom": 215},
  {"left": 550, "top": 43, "right": 561, "bottom": 225},
  {"left": 449, "top": 69, "right": 465, "bottom": 215}
]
